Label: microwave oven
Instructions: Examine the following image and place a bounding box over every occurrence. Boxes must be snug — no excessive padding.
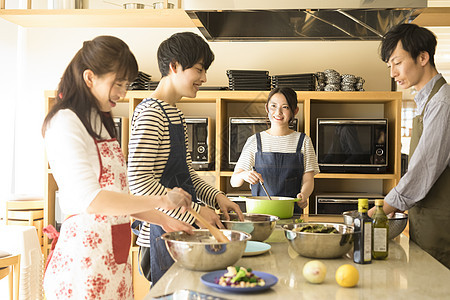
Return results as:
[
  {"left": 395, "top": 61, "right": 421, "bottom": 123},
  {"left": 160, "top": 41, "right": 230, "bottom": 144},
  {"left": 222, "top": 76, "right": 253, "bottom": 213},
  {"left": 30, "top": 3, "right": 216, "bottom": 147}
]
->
[
  {"left": 314, "top": 193, "right": 381, "bottom": 215},
  {"left": 185, "top": 117, "right": 213, "bottom": 170},
  {"left": 228, "top": 117, "right": 298, "bottom": 169},
  {"left": 316, "top": 118, "right": 388, "bottom": 173}
]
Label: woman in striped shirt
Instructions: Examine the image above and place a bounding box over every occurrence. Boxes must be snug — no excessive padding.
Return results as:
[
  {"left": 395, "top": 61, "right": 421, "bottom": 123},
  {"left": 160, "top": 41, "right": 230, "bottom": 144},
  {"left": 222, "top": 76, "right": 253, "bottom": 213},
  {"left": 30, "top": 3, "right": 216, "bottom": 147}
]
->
[
  {"left": 230, "top": 87, "right": 320, "bottom": 214},
  {"left": 128, "top": 32, "right": 244, "bottom": 285}
]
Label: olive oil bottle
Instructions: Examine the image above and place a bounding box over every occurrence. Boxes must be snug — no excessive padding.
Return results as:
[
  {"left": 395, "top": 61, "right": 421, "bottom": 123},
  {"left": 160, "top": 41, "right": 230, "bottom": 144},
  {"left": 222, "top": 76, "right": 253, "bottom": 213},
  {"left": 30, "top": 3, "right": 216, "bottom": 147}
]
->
[
  {"left": 372, "top": 199, "right": 389, "bottom": 260},
  {"left": 353, "top": 198, "right": 372, "bottom": 264}
]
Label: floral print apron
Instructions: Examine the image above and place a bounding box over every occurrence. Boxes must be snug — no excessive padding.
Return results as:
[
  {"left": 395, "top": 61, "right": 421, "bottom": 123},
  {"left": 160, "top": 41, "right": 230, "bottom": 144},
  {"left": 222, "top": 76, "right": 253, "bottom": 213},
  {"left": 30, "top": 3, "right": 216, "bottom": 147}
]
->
[{"left": 43, "top": 138, "right": 133, "bottom": 300}]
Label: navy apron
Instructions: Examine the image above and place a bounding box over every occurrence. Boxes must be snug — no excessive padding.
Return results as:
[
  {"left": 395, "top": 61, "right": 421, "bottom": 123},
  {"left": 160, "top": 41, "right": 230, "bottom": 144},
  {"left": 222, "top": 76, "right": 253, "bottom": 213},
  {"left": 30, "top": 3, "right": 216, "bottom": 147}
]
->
[
  {"left": 408, "top": 77, "right": 450, "bottom": 268},
  {"left": 251, "top": 132, "right": 306, "bottom": 214},
  {"left": 147, "top": 99, "right": 199, "bottom": 285}
]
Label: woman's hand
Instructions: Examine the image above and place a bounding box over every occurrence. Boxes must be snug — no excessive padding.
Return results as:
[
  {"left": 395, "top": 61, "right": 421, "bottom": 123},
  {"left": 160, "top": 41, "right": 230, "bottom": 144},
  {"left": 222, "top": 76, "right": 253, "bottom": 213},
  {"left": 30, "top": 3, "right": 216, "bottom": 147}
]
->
[
  {"left": 242, "top": 170, "right": 263, "bottom": 185},
  {"left": 296, "top": 193, "right": 308, "bottom": 210},
  {"left": 195, "top": 206, "right": 224, "bottom": 229},
  {"left": 216, "top": 193, "right": 245, "bottom": 221},
  {"left": 160, "top": 214, "right": 195, "bottom": 234},
  {"left": 159, "top": 187, "right": 192, "bottom": 213}
]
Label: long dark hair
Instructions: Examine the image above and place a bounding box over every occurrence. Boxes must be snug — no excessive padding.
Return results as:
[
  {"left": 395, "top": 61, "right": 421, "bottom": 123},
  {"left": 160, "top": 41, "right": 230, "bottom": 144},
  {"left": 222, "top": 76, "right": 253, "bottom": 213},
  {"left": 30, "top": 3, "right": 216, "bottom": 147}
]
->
[
  {"left": 42, "top": 35, "right": 138, "bottom": 139},
  {"left": 267, "top": 87, "right": 298, "bottom": 123}
]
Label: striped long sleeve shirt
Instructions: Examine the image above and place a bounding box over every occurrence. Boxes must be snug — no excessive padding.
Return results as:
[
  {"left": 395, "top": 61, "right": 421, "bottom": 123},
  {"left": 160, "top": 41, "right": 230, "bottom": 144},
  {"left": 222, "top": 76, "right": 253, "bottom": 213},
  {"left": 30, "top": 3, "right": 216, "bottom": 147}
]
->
[{"left": 128, "top": 98, "right": 221, "bottom": 247}]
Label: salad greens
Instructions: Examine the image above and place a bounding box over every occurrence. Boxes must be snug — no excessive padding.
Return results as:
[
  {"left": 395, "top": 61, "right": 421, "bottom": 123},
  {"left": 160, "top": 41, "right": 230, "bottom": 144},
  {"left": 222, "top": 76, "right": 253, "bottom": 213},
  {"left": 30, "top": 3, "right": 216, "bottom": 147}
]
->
[{"left": 216, "top": 266, "right": 265, "bottom": 288}]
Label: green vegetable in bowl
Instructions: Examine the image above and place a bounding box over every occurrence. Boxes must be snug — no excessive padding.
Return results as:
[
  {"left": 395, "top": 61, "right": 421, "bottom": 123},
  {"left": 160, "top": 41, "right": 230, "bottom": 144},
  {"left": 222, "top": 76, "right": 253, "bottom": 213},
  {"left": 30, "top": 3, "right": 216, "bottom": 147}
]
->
[{"left": 293, "top": 224, "right": 339, "bottom": 234}]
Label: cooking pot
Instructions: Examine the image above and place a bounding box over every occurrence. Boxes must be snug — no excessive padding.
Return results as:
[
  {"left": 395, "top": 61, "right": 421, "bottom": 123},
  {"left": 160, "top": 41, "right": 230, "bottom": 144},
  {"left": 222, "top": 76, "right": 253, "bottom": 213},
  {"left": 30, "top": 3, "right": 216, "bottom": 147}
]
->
[{"left": 241, "top": 196, "right": 299, "bottom": 219}]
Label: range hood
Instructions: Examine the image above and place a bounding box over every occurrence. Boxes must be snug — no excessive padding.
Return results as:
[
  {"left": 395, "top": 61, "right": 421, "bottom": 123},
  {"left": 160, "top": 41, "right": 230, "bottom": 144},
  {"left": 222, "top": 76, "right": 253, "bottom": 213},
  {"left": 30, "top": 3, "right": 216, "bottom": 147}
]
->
[{"left": 184, "top": 0, "right": 427, "bottom": 41}]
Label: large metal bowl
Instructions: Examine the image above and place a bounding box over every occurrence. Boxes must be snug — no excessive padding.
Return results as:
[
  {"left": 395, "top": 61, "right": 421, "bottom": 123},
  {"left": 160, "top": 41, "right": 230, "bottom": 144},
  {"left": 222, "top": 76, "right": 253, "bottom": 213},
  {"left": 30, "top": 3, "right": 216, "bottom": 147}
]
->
[
  {"left": 343, "top": 210, "right": 408, "bottom": 239},
  {"left": 161, "top": 229, "right": 251, "bottom": 271},
  {"left": 282, "top": 222, "right": 354, "bottom": 259},
  {"left": 220, "top": 213, "right": 279, "bottom": 242}
]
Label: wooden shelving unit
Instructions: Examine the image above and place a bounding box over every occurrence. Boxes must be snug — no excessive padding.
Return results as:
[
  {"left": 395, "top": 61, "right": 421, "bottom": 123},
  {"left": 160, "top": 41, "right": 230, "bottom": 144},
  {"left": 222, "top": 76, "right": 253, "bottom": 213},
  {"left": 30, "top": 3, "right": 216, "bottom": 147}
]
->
[
  {"left": 44, "top": 89, "right": 402, "bottom": 244},
  {"left": 44, "top": 90, "right": 401, "bottom": 298}
]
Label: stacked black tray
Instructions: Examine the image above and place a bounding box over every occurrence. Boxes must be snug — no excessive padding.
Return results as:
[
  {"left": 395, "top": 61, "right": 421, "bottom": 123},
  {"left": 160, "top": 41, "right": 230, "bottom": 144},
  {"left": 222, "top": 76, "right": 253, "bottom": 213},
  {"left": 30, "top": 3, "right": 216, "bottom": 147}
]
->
[
  {"left": 129, "top": 71, "right": 153, "bottom": 90},
  {"left": 271, "top": 73, "right": 316, "bottom": 91},
  {"left": 227, "top": 70, "right": 271, "bottom": 91}
]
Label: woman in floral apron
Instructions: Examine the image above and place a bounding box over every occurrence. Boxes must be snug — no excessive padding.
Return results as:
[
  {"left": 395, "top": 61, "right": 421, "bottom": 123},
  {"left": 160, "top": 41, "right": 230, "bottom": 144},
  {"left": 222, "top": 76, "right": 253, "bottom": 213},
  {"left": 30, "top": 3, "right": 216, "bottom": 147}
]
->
[{"left": 41, "top": 36, "right": 193, "bottom": 299}]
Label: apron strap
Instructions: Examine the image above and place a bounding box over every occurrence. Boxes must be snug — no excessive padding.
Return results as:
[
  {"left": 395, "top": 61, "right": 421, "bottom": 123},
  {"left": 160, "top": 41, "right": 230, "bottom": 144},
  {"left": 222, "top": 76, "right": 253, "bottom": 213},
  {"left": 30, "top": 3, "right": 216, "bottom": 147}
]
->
[
  {"left": 256, "top": 132, "right": 262, "bottom": 152},
  {"left": 296, "top": 133, "right": 306, "bottom": 152},
  {"left": 143, "top": 98, "right": 173, "bottom": 124},
  {"left": 420, "top": 77, "right": 447, "bottom": 116}
]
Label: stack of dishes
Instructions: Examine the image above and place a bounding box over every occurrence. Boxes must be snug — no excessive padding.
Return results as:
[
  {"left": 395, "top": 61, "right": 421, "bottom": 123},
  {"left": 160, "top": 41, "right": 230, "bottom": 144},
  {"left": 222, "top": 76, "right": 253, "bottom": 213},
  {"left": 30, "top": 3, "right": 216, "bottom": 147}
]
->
[
  {"left": 324, "top": 69, "right": 341, "bottom": 91},
  {"left": 355, "top": 76, "right": 365, "bottom": 91},
  {"left": 341, "top": 74, "right": 357, "bottom": 91},
  {"left": 271, "top": 73, "right": 316, "bottom": 91},
  {"left": 227, "top": 70, "right": 271, "bottom": 91},
  {"left": 315, "top": 72, "right": 326, "bottom": 91},
  {"left": 129, "top": 71, "right": 152, "bottom": 90}
]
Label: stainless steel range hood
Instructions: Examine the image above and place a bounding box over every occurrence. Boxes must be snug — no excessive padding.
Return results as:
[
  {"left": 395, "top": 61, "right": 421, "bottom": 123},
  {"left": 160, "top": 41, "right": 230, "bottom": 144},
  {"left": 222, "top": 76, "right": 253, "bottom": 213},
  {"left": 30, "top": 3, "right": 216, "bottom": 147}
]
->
[{"left": 184, "top": 0, "right": 427, "bottom": 41}]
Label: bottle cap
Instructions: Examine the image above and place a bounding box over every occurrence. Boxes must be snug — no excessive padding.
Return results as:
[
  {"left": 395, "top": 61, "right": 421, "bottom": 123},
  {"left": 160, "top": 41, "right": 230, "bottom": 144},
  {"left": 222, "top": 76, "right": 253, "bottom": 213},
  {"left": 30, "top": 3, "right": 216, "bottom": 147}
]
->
[
  {"left": 358, "top": 198, "right": 369, "bottom": 212},
  {"left": 375, "top": 199, "right": 384, "bottom": 206}
]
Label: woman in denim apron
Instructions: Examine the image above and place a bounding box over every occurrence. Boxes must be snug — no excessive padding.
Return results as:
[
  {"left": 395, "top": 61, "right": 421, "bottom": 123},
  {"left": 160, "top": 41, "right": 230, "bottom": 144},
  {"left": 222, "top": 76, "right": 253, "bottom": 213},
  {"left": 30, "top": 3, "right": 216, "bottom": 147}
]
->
[{"left": 231, "top": 87, "right": 320, "bottom": 215}]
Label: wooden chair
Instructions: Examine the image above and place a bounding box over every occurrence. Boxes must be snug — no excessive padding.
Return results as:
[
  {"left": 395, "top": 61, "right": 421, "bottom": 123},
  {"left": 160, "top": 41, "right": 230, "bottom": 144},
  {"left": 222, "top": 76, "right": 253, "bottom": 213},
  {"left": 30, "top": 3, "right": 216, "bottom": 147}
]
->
[
  {"left": 0, "top": 254, "right": 20, "bottom": 300},
  {"left": 5, "top": 200, "right": 44, "bottom": 252}
]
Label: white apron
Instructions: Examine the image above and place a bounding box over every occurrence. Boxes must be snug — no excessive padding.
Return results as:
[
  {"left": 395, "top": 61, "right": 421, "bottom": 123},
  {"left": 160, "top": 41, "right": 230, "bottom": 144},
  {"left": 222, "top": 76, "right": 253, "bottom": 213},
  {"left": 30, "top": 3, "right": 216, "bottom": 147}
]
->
[{"left": 44, "top": 138, "right": 133, "bottom": 300}]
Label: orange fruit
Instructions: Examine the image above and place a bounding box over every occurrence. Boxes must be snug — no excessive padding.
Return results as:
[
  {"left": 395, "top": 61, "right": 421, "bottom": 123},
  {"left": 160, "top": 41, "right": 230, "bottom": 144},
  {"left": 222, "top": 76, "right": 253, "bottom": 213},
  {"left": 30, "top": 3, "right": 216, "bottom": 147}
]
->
[{"left": 335, "top": 264, "right": 359, "bottom": 288}]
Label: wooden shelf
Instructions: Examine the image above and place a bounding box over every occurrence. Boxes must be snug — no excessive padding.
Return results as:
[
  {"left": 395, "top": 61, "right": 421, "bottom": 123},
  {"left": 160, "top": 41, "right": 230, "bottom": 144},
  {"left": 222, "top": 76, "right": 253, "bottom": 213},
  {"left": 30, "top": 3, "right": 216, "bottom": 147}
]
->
[
  {"left": 413, "top": 7, "right": 450, "bottom": 27},
  {"left": 0, "top": 9, "right": 195, "bottom": 27}
]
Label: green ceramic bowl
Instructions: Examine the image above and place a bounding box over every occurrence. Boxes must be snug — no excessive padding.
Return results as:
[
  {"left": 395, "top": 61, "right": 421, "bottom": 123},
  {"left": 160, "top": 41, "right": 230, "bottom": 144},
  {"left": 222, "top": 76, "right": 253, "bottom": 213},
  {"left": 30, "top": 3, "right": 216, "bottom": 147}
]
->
[{"left": 242, "top": 196, "right": 299, "bottom": 219}]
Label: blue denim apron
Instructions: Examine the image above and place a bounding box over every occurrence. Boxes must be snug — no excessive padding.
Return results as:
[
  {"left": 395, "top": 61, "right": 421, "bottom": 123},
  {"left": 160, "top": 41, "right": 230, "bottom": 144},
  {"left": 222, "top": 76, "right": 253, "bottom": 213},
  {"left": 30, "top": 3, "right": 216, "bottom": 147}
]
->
[
  {"left": 146, "top": 99, "right": 198, "bottom": 285},
  {"left": 251, "top": 132, "right": 306, "bottom": 214}
]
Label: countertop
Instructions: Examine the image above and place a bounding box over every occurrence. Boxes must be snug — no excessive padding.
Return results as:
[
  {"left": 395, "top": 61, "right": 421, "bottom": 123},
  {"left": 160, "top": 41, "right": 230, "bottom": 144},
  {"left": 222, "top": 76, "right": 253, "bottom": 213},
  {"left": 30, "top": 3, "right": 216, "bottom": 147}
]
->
[{"left": 144, "top": 215, "right": 449, "bottom": 299}]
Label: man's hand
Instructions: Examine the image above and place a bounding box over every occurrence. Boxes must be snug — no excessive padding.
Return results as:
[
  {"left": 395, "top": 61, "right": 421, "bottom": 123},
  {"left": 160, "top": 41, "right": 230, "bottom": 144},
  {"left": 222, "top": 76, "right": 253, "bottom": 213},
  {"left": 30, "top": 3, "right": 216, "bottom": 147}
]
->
[
  {"left": 216, "top": 193, "right": 245, "bottom": 221},
  {"left": 195, "top": 206, "right": 224, "bottom": 229}
]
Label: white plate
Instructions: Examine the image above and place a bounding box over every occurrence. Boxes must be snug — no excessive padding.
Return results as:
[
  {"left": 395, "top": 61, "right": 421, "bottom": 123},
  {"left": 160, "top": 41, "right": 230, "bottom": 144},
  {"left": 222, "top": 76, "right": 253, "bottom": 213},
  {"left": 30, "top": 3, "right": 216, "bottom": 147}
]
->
[{"left": 244, "top": 241, "right": 271, "bottom": 256}]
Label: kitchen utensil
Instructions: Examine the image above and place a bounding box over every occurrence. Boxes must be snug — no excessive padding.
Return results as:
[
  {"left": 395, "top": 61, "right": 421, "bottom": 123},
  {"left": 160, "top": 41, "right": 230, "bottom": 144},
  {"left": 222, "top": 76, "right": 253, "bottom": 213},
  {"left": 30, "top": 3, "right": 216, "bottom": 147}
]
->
[
  {"left": 343, "top": 210, "right": 408, "bottom": 239},
  {"left": 189, "top": 209, "right": 229, "bottom": 243},
  {"left": 161, "top": 229, "right": 251, "bottom": 271},
  {"left": 283, "top": 222, "right": 354, "bottom": 258},
  {"left": 242, "top": 196, "right": 298, "bottom": 219},
  {"left": 259, "top": 181, "right": 272, "bottom": 200},
  {"left": 220, "top": 213, "right": 279, "bottom": 241},
  {"left": 123, "top": 3, "right": 144, "bottom": 9},
  {"left": 153, "top": 1, "right": 174, "bottom": 9}
]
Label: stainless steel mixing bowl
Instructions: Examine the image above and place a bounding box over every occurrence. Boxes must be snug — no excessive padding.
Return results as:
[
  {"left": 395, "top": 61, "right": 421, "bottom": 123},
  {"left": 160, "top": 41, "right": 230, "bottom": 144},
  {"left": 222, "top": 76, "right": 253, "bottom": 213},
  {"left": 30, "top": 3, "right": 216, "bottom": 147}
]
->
[
  {"left": 161, "top": 229, "right": 251, "bottom": 271},
  {"left": 282, "top": 222, "right": 354, "bottom": 259},
  {"left": 220, "top": 213, "right": 279, "bottom": 241},
  {"left": 342, "top": 210, "right": 408, "bottom": 239}
]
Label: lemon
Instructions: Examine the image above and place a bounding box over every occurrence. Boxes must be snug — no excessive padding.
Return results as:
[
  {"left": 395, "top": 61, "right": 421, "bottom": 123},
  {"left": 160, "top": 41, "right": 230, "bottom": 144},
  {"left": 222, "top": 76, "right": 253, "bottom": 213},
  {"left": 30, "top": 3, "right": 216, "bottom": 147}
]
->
[{"left": 335, "top": 264, "right": 359, "bottom": 288}]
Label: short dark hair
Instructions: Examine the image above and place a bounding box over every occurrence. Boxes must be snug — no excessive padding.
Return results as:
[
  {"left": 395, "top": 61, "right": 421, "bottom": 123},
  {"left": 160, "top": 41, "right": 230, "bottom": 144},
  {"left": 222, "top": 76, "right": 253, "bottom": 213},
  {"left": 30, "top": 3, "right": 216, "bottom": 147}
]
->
[
  {"left": 267, "top": 87, "right": 298, "bottom": 122},
  {"left": 157, "top": 32, "right": 215, "bottom": 77},
  {"left": 380, "top": 23, "right": 437, "bottom": 67}
]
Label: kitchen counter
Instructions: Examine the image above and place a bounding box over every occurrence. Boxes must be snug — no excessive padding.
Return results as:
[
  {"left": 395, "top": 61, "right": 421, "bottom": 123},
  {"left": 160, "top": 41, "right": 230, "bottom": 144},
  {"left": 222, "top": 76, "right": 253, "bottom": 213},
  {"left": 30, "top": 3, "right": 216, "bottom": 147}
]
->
[{"left": 144, "top": 216, "right": 449, "bottom": 299}]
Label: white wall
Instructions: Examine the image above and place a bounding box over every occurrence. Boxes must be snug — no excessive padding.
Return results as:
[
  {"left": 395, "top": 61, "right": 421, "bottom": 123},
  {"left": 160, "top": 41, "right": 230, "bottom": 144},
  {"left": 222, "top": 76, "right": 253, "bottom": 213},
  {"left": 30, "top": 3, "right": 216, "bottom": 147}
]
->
[{"left": 0, "top": 24, "right": 392, "bottom": 200}]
